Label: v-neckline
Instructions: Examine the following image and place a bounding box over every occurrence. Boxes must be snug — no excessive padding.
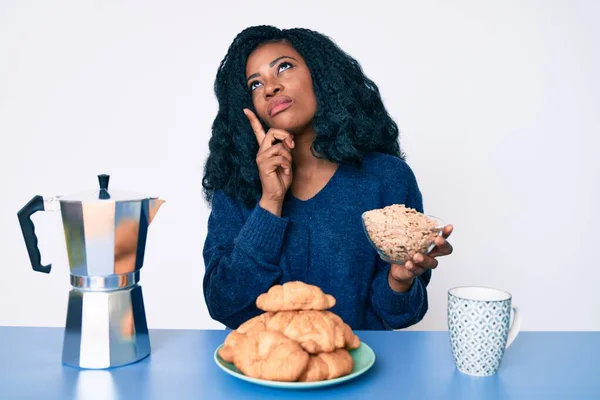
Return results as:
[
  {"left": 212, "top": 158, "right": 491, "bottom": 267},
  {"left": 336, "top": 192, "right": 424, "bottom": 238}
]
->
[{"left": 288, "top": 163, "right": 342, "bottom": 204}]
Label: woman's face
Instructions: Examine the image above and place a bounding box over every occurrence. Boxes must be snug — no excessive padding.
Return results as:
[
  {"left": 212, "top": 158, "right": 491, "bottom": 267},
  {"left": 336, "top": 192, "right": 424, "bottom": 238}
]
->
[{"left": 245, "top": 41, "right": 317, "bottom": 135}]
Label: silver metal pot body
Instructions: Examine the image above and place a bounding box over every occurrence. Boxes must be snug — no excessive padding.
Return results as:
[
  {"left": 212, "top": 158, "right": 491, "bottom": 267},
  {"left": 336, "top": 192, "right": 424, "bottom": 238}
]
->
[{"left": 17, "top": 175, "right": 163, "bottom": 369}]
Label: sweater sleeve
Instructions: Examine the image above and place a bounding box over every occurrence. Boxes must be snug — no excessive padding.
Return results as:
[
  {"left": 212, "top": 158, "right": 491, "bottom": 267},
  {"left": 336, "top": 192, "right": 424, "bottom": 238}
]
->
[
  {"left": 202, "top": 190, "right": 289, "bottom": 329},
  {"left": 368, "top": 159, "right": 431, "bottom": 329},
  {"left": 369, "top": 261, "right": 431, "bottom": 329}
]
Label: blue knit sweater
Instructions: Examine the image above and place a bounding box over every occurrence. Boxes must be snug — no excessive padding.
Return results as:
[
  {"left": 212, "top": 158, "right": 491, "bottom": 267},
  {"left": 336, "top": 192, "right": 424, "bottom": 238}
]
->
[{"left": 202, "top": 152, "right": 430, "bottom": 330}]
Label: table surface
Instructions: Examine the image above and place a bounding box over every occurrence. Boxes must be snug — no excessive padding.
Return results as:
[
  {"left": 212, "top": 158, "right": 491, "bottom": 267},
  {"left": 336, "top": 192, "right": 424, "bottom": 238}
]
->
[{"left": 0, "top": 327, "right": 598, "bottom": 399}]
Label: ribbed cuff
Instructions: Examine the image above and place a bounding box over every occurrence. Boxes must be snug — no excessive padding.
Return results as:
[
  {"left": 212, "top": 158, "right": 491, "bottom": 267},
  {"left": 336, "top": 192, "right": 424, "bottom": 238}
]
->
[
  {"left": 236, "top": 205, "right": 289, "bottom": 264},
  {"left": 372, "top": 267, "right": 422, "bottom": 315}
]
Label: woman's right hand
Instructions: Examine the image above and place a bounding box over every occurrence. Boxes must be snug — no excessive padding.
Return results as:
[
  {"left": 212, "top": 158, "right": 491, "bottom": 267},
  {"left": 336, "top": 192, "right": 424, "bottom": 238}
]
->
[{"left": 244, "top": 108, "right": 295, "bottom": 216}]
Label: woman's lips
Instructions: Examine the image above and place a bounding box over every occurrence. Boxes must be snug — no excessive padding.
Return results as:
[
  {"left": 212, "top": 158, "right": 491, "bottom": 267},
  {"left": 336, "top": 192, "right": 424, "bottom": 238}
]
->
[{"left": 269, "top": 97, "right": 293, "bottom": 117}]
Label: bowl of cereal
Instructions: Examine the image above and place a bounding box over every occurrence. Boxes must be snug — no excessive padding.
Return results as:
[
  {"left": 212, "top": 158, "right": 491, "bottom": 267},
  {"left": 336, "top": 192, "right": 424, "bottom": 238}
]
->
[{"left": 361, "top": 204, "right": 444, "bottom": 265}]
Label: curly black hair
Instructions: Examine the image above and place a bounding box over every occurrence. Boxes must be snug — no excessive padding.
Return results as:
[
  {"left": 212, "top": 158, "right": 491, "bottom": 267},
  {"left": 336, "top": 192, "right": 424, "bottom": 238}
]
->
[{"left": 202, "top": 25, "right": 405, "bottom": 208}]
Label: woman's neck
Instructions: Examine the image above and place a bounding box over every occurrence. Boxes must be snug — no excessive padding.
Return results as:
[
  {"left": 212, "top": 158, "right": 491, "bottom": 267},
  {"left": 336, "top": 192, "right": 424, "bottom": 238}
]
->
[
  {"left": 291, "top": 130, "right": 316, "bottom": 169},
  {"left": 291, "top": 127, "right": 335, "bottom": 178}
]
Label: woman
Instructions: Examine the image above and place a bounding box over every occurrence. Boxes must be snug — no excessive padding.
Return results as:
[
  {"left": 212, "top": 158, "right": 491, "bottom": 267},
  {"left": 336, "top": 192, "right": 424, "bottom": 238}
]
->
[{"left": 202, "top": 25, "right": 454, "bottom": 330}]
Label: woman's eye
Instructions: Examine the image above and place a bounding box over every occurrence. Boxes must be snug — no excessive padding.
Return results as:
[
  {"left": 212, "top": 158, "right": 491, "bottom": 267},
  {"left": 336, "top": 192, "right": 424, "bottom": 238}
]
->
[
  {"left": 248, "top": 62, "right": 293, "bottom": 92},
  {"left": 249, "top": 81, "right": 262, "bottom": 91},
  {"left": 278, "top": 62, "right": 293, "bottom": 73}
]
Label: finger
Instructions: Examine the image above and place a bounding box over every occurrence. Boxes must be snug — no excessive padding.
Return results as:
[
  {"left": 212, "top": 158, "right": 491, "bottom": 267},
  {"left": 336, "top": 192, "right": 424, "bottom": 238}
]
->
[
  {"left": 412, "top": 253, "right": 439, "bottom": 270},
  {"left": 402, "top": 262, "right": 416, "bottom": 277},
  {"left": 259, "top": 154, "right": 292, "bottom": 170},
  {"left": 257, "top": 129, "right": 285, "bottom": 154},
  {"left": 258, "top": 143, "right": 293, "bottom": 165},
  {"left": 391, "top": 263, "right": 416, "bottom": 281},
  {"left": 400, "top": 261, "right": 426, "bottom": 278},
  {"left": 434, "top": 235, "right": 445, "bottom": 248},
  {"left": 269, "top": 129, "right": 295, "bottom": 149},
  {"left": 441, "top": 224, "right": 454, "bottom": 239},
  {"left": 265, "top": 156, "right": 292, "bottom": 175},
  {"left": 429, "top": 240, "right": 453, "bottom": 258},
  {"left": 243, "top": 108, "right": 266, "bottom": 145},
  {"left": 258, "top": 154, "right": 292, "bottom": 177}
]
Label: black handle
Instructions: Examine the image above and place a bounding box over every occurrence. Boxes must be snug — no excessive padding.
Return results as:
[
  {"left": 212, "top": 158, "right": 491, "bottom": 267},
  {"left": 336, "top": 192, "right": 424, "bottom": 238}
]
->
[{"left": 17, "top": 195, "right": 51, "bottom": 274}]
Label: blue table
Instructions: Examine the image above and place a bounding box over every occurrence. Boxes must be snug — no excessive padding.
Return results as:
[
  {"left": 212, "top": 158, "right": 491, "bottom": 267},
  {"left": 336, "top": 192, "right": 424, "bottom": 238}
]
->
[{"left": 0, "top": 327, "right": 598, "bottom": 399}]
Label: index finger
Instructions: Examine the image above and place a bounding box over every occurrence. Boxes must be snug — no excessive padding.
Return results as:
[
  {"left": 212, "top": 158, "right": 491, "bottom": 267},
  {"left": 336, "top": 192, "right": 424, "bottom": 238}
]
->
[{"left": 243, "top": 108, "right": 266, "bottom": 145}]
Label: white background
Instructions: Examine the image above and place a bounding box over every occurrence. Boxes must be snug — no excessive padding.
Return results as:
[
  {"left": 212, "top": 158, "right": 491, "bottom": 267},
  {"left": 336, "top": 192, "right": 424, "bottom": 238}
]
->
[{"left": 1, "top": 0, "right": 598, "bottom": 331}]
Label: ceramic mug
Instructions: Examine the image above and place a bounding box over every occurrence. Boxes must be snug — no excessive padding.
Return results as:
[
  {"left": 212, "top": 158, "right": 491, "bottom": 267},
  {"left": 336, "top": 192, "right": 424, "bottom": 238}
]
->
[{"left": 447, "top": 286, "right": 521, "bottom": 377}]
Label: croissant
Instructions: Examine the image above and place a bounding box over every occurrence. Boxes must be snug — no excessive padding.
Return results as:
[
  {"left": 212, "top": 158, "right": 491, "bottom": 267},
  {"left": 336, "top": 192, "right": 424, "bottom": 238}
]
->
[
  {"left": 297, "top": 348, "right": 354, "bottom": 382},
  {"left": 219, "top": 312, "right": 275, "bottom": 363},
  {"left": 218, "top": 330, "right": 246, "bottom": 363},
  {"left": 266, "top": 310, "right": 360, "bottom": 354},
  {"left": 217, "top": 281, "right": 362, "bottom": 383},
  {"left": 232, "top": 330, "right": 310, "bottom": 382},
  {"left": 256, "top": 281, "right": 336, "bottom": 312},
  {"left": 323, "top": 311, "right": 361, "bottom": 350},
  {"left": 236, "top": 312, "right": 273, "bottom": 335}
]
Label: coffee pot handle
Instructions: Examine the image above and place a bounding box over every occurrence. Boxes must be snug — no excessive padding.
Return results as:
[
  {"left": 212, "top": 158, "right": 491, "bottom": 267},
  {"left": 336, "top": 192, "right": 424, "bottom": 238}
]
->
[{"left": 17, "top": 195, "right": 51, "bottom": 274}]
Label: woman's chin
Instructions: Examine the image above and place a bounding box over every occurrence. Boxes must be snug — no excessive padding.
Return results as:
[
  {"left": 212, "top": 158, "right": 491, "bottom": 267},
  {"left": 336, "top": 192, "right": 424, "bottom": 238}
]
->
[{"left": 269, "top": 114, "right": 312, "bottom": 135}]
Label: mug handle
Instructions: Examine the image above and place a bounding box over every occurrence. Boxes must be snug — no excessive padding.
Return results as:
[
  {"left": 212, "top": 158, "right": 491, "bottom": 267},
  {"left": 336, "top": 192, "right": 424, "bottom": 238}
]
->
[{"left": 505, "top": 306, "right": 521, "bottom": 348}]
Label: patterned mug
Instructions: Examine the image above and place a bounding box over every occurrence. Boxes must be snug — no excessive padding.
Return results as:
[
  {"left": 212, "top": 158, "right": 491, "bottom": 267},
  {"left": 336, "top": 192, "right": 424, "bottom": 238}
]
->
[{"left": 447, "top": 286, "right": 521, "bottom": 377}]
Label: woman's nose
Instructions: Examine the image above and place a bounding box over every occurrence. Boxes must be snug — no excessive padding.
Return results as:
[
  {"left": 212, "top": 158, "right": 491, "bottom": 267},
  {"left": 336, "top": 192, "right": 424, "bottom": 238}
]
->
[{"left": 264, "top": 81, "right": 283, "bottom": 99}]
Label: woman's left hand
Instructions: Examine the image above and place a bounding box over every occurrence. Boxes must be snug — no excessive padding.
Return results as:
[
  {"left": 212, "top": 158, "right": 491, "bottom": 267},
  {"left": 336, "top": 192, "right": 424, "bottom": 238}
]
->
[{"left": 388, "top": 225, "right": 454, "bottom": 292}]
